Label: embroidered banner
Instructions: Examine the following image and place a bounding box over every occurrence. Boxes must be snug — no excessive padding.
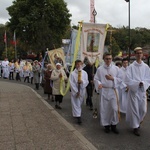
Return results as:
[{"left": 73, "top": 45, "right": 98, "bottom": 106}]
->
[
  {"left": 81, "top": 23, "right": 109, "bottom": 65},
  {"left": 47, "top": 48, "right": 65, "bottom": 69}
]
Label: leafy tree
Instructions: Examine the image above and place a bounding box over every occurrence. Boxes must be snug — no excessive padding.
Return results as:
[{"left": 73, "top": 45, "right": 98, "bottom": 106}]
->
[{"left": 7, "top": 0, "right": 71, "bottom": 54}]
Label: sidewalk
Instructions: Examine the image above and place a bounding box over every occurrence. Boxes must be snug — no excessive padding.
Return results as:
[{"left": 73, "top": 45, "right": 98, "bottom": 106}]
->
[{"left": 0, "top": 81, "right": 97, "bottom": 150}]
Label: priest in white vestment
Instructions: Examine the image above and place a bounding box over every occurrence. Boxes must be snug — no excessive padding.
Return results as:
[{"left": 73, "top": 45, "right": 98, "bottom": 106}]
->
[
  {"left": 118, "top": 58, "right": 129, "bottom": 113},
  {"left": 69, "top": 60, "right": 89, "bottom": 124},
  {"left": 94, "top": 52, "right": 122, "bottom": 134},
  {"left": 125, "top": 47, "right": 150, "bottom": 136}
]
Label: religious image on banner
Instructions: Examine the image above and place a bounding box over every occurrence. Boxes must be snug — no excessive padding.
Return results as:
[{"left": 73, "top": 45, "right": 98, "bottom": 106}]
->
[
  {"left": 47, "top": 48, "right": 65, "bottom": 69},
  {"left": 87, "top": 33, "right": 100, "bottom": 52},
  {"left": 81, "top": 23, "right": 108, "bottom": 65}
]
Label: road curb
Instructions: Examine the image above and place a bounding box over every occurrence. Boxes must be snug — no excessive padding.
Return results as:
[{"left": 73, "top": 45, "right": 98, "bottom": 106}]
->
[{"left": 27, "top": 85, "right": 98, "bottom": 150}]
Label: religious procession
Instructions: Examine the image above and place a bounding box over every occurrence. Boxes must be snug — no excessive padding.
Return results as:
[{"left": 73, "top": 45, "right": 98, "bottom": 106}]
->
[
  {"left": 0, "top": 44, "right": 150, "bottom": 138},
  {"left": 1, "top": 1, "right": 150, "bottom": 149}
]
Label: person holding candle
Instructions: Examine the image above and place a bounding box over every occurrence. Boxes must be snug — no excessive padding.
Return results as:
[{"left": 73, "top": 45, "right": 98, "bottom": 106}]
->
[{"left": 69, "top": 60, "right": 89, "bottom": 124}]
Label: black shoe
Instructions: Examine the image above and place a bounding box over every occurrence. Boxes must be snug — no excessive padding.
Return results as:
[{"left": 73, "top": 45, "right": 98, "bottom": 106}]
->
[
  {"left": 104, "top": 125, "right": 110, "bottom": 133},
  {"left": 57, "top": 105, "right": 62, "bottom": 109},
  {"left": 90, "top": 106, "right": 93, "bottom": 110},
  {"left": 55, "top": 105, "right": 59, "bottom": 109},
  {"left": 51, "top": 97, "right": 54, "bottom": 102},
  {"left": 111, "top": 125, "right": 119, "bottom": 134},
  {"left": 77, "top": 117, "right": 82, "bottom": 124},
  {"left": 133, "top": 128, "right": 140, "bottom": 136}
]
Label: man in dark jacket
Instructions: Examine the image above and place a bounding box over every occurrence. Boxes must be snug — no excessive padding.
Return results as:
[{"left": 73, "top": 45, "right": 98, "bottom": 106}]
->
[{"left": 83, "top": 61, "right": 97, "bottom": 110}]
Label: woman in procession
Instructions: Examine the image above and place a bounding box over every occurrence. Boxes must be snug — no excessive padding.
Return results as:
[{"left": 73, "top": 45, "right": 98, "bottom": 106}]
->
[
  {"left": 44, "top": 64, "right": 53, "bottom": 101},
  {"left": 50, "top": 63, "right": 67, "bottom": 109},
  {"left": 32, "top": 60, "right": 41, "bottom": 90}
]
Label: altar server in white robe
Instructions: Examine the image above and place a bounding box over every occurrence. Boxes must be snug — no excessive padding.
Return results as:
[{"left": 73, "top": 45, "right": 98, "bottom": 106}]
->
[
  {"left": 69, "top": 60, "right": 89, "bottom": 124},
  {"left": 118, "top": 58, "right": 129, "bottom": 114},
  {"left": 2, "top": 58, "right": 9, "bottom": 79},
  {"left": 94, "top": 52, "right": 122, "bottom": 134},
  {"left": 125, "top": 47, "right": 150, "bottom": 136}
]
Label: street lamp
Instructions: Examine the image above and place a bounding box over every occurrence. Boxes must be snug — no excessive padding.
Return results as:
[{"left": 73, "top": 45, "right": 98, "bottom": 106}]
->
[{"left": 125, "top": 0, "right": 131, "bottom": 62}]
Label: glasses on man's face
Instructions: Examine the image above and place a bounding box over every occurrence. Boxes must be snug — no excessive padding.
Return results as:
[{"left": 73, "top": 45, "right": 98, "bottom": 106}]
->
[
  {"left": 136, "top": 52, "right": 143, "bottom": 54},
  {"left": 105, "top": 58, "right": 112, "bottom": 60}
]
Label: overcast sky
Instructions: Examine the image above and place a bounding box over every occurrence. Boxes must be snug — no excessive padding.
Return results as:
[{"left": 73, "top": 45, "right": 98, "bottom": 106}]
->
[{"left": 1, "top": 0, "right": 150, "bottom": 29}]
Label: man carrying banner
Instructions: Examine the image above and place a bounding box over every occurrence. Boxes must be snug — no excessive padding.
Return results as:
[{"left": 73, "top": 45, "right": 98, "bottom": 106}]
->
[
  {"left": 69, "top": 60, "right": 89, "bottom": 124},
  {"left": 83, "top": 59, "right": 96, "bottom": 110},
  {"left": 94, "top": 52, "right": 122, "bottom": 134}
]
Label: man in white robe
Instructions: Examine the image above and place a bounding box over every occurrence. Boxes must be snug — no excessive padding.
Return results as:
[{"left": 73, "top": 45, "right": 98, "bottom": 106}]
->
[
  {"left": 118, "top": 58, "right": 129, "bottom": 113},
  {"left": 2, "top": 58, "right": 9, "bottom": 79},
  {"left": 94, "top": 52, "right": 122, "bottom": 134},
  {"left": 125, "top": 47, "right": 150, "bottom": 136},
  {"left": 69, "top": 60, "right": 89, "bottom": 124}
]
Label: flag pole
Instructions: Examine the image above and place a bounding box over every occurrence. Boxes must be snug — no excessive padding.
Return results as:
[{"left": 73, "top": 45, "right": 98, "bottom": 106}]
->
[
  {"left": 4, "top": 31, "right": 8, "bottom": 58},
  {"left": 14, "top": 31, "right": 17, "bottom": 59}
]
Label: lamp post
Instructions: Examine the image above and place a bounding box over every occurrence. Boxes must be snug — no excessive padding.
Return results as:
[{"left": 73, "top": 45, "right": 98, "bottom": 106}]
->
[{"left": 125, "top": 0, "right": 131, "bottom": 62}]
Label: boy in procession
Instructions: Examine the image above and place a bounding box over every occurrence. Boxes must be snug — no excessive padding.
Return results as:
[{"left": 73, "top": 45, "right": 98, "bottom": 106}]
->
[
  {"left": 118, "top": 58, "right": 129, "bottom": 114},
  {"left": 69, "top": 60, "right": 89, "bottom": 124},
  {"left": 94, "top": 52, "right": 122, "bottom": 134},
  {"left": 125, "top": 47, "right": 150, "bottom": 136}
]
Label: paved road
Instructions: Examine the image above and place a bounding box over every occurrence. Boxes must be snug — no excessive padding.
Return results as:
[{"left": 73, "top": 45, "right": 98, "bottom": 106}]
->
[
  {"left": 1, "top": 78, "right": 150, "bottom": 150},
  {"left": 0, "top": 80, "right": 98, "bottom": 150}
]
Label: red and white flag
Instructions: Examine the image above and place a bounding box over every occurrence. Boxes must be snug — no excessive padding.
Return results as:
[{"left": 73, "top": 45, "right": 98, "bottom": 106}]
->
[
  {"left": 13, "top": 31, "right": 16, "bottom": 45},
  {"left": 11, "top": 31, "right": 17, "bottom": 45}
]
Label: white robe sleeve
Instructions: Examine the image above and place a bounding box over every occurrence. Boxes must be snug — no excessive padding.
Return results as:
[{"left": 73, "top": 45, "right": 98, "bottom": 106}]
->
[
  {"left": 69, "top": 72, "right": 78, "bottom": 96},
  {"left": 125, "top": 66, "right": 142, "bottom": 93},
  {"left": 118, "top": 69, "right": 127, "bottom": 90},
  {"left": 113, "top": 67, "right": 122, "bottom": 89},
  {"left": 141, "top": 65, "right": 150, "bottom": 91},
  {"left": 94, "top": 67, "right": 102, "bottom": 93},
  {"left": 79, "top": 70, "right": 89, "bottom": 90}
]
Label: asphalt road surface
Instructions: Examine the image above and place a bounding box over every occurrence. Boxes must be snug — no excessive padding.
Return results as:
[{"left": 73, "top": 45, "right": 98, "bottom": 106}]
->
[{"left": 1, "top": 78, "right": 150, "bottom": 150}]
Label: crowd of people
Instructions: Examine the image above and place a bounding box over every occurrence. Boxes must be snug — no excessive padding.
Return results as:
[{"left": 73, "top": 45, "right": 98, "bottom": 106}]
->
[{"left": 0, "top": 46, "right": 150, "bottom": 137}]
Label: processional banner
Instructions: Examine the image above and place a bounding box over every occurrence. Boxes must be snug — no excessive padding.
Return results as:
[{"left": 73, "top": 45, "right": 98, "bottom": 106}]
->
[
  {"left": 81, "top": 23, "right": 108, "bottom": 65},
  {"left": 47, "top": 48, "right": 65, "bottom": 69}
]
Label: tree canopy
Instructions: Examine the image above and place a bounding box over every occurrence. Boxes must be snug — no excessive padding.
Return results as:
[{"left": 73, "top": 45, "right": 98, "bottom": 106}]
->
[{"left": 7, "top": 0, "right": 71, "bottom": 54}]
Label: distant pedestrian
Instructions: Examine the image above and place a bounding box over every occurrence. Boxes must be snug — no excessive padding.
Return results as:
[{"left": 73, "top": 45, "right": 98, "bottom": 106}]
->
[
  {"left": 32, "top": 60, "right": 41, "bottom": 90},
  {"left": 23, "top": 62, "right": 30, "bottom": 83},
  {"left": 2, "top": 57, "right": 9, "bottom": 79},
  {"left": 44, "top": 64, "right": 53, "bottom": 101},
  {"left": 9, "top": 60, "right": 15, "bottom": 80},
  {"left": 118, "top": 58, "right": 129, "bottom": 114},
  {"left": 15, "top": 62, "right": 21, "bottom": 81}
]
